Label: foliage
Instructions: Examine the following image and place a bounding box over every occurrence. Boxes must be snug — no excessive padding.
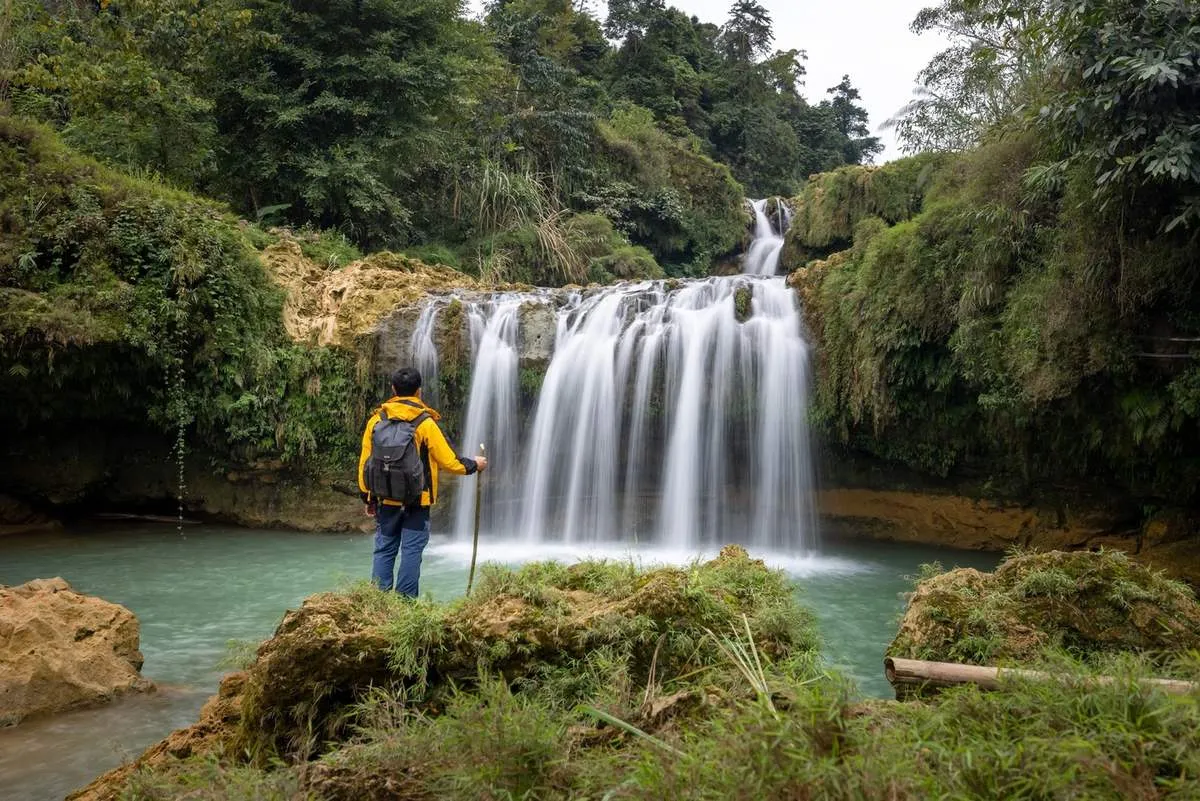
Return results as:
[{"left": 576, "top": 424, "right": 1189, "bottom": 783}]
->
[
  {"left": 588, "top": 104, "right": 746, "bottom": 277},
  {"left": 4, "top": 0, "right": 884, "bottom": 263},
  {"left": 1030, "top": 0, "right": 1200, "bottom": 234},
  {"left": 890, "top": 549, "right": 1200, "bottom": 665},
  {"left": 8, "top": 0, "right": 254, "bottom": 189},
  {"left": 110, "top": 551, "right": 1200, "bottom": 801},
  {"left": 0, "top": 118, "right": 370, "bottom": 473},
  {"left": 887, "top": 0, "right": 1057, "bottom": 153},
  {"left": 203, "top": 0, "right": 479, "bottom": 247},
  {"left": 793, "top": 134, "right": 1200, "bottom": 500}
]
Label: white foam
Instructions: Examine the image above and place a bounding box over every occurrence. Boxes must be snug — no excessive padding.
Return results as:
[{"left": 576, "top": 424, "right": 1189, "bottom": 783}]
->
[{"left": 426, "top": 537, "right": 871, "bottom": 579}]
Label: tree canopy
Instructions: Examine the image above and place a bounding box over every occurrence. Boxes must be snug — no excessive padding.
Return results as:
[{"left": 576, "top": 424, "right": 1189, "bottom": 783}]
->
[{"left": 2, "top": 0, "right": 881, "bottom": 273}]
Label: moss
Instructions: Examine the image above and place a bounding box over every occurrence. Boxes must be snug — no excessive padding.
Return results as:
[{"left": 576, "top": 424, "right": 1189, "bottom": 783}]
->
[
  {"left": 164, "top": 546, "right": 818, "bottom": 768},
  {"left": 733, "top": 285, "right": 752, "bottom": 323},
  {"left": 889, "top": 549, "right": 1200, "bottom": 666},
  {"left": 793, "top": 134, "right": 1200, "bottom": 501},
  {"left": 779, "top": 152, "right": 946, "bottom": 272},
  {"left": 0, "top": 118, "right": 372, "bottom": 474}
]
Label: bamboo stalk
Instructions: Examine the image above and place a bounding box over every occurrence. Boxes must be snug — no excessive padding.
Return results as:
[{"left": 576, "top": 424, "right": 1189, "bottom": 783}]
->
[{"left": 885, "top": 657, "right": 1198, "bottom": 696}]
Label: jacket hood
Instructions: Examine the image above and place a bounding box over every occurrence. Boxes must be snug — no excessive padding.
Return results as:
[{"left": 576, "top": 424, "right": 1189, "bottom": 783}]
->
[{"left": 378, "top": 396, "right": 441, "bottom": 422}]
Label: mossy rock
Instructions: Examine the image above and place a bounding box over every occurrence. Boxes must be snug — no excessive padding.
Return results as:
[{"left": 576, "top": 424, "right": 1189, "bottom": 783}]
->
[
  {"left": 889, "top": 549, "right": 1200, "bottom": 666},
  {"left": 733, "top": 285, "right": 753, "bottom": 323},
  {"left": 87, "top": 546, "right": 820, "bottom": 787}
]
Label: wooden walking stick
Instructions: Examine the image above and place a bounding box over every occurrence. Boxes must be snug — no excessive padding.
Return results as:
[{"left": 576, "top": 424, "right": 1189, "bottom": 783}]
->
[{"left": 466, "top": 443, "right": 485, "bottom": 595}]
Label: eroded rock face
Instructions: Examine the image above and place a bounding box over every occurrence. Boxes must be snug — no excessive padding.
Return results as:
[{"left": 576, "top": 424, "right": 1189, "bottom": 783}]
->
[
  {"left": 0, "top": 578, "right": 153, "bottom": 726},
  {"left": 0, "top": 495, "right": 59, "bottom": 536}
]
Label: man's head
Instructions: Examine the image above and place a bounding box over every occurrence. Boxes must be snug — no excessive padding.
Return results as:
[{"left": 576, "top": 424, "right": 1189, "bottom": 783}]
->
[{"left": 391, "top": 366, "right": 422, "bottom": 398}]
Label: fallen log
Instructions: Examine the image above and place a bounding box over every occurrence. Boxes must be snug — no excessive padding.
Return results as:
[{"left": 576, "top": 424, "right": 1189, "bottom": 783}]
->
[{"left": 885, "top": 656, "right": 1198, "bottom": 697}]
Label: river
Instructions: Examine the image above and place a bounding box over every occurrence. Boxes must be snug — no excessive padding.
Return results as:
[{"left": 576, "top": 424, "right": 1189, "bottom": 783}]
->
[{"left": 0, "top": 522, "right": 997, "bottom": 800}]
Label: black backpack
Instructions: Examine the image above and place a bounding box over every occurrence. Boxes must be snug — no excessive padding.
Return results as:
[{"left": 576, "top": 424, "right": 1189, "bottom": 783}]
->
[{"left": 364, "top": 408, "right": 429, "bottom": 506}]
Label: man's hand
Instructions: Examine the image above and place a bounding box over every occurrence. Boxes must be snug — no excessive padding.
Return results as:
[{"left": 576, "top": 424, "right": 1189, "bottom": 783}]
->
[
  {"left": 365, "top": 501, "right": 377, "bottom": 517},
  {"left": 474, "top": 456, "right": 489, "bottom": 473}
]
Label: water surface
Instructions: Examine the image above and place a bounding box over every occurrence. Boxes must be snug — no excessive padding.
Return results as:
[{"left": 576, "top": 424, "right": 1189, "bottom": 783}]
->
[{"left": 0, "top": 523, "right": 997, "bottom": 800}]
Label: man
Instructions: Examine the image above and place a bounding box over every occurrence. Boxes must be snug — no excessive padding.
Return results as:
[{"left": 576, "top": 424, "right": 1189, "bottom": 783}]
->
[{"left": 358, "top": 366, "right": 488, "bottom": 596}]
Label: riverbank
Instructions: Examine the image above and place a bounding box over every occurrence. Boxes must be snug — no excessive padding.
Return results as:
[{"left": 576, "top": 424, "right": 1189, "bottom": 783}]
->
[
  {"left": 67, "top": 546, "right": 1200, "bottom": 801},
  {"left": 0, "top": 522, "right": 998, "bottom": 801}
]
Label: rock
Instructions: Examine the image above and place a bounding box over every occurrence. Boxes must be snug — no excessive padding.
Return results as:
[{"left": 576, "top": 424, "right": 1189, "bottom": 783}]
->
[
  {"left": 264, "top": 237, "right": 499, "bottom": 349},
  {"left": 0, "top": 494, "right": 60, "bottom": 536},
  {"left": 888, "top": 550, "right": 1200, "bottom": 668},
  {"left": 0, "top": 578, "right": 154, "bottom": 726},
  {"left": 517, "top": 301, "right": 557, "bottom": 368},
  {"left": 73, "top": 547, "right": 816, "bottom": 796},
  {"left": 816, "top": 488, "right": 1130, "bottom": 552}
]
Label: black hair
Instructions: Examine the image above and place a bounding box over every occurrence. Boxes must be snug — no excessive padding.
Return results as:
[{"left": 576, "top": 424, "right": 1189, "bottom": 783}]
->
[{"left": 391, "top": 366, "right": 422, "bottom": 397}]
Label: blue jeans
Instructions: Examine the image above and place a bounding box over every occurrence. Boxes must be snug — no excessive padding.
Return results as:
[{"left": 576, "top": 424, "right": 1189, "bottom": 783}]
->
[{"left": 371, "top": 505, "right": 431, "bottom": 597}]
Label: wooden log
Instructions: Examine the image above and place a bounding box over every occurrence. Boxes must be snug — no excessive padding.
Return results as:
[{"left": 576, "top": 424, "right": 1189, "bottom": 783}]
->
[{"left": 885, "top": 656, "right": 1198, "bottom": 696}]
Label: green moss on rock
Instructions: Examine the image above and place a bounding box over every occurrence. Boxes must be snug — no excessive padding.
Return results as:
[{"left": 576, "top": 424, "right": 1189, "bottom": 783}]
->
[
  {"left": 780, "top": 153, "right": 945, "bottom": 272},
  {"left": 889, "top": 550, "right": 1200, "bottom": 666}
]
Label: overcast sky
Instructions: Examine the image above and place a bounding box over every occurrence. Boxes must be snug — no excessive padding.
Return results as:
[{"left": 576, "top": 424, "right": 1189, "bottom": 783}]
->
[{"left": 465, "top": 0, "right": 946, "bottom": 161}]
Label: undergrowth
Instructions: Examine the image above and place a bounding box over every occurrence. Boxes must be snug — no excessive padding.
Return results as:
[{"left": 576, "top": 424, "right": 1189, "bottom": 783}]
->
[{"left": 105, "top": 549, "right": 1200, "bottom": 801}]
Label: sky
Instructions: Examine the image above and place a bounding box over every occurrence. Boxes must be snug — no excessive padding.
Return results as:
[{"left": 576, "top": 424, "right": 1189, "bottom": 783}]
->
[{"left": 465, "top": 0, "right": 949, "bottom": 162}]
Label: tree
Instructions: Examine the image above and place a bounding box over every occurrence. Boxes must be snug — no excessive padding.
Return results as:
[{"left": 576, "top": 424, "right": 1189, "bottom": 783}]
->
[
  {"left": 1031, "top": 0, "right": 1200, "bottom": 234},
  {"left": 886, "top": 0, "right": 1056, "bottom": 153},
  {"left": 604, "top": 0, "right": 665, "bottom": 41},
  {"left": 206, "top": 0, "right": 477, "bottom": 247},
  {"left": 7, "top": 0, "right": 247, "bottom": 187},
  {"left": 719, "top": 0, "right": 773, "bottom": 63},
  {"left": 824, "top": 75, "right": 883, "bottom": 164},
  {"left": 607, "top": 6, "right": 714, "bottom": 137}
]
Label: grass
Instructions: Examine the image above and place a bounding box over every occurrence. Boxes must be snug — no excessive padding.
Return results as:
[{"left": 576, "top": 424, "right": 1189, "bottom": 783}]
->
[
  {"left": 890, "top": 549, "right": 1200, "bottom": 666},
  {"left": 103, "top": 549, "right": 1200, "bottom": 801}
]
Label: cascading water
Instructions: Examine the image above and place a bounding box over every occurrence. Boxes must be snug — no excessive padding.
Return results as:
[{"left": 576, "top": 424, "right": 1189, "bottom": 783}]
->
[
  {"left": 409, "top": 303, "right": 442, "bottom": 409},
  {"left": 411, "top": 198, "right": 817, "bottom": 553},
  {"left": 743, "top": 198, "right": 791, "bottom": 276}
]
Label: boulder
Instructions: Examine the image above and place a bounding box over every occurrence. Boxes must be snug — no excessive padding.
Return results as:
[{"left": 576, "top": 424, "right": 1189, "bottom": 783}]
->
[
  {"left": 888, "top": 550, "right": 1200, "bottom": 667},
  {"left": 71, "top": 546, "right": 818, "bottom": 798},
  {"left": 0, "top": 578, "right": 153, "bottom": 726}
]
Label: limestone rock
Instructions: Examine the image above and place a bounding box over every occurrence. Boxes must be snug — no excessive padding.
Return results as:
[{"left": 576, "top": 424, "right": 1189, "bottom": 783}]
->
[{"left": 0, "top": 578, "right": 153, "bottom": 726}]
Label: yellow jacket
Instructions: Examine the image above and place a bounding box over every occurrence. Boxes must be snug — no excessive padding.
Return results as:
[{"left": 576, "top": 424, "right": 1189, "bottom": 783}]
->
[{"left": 357, "top": 396, "right": 477, "bottom": 507}]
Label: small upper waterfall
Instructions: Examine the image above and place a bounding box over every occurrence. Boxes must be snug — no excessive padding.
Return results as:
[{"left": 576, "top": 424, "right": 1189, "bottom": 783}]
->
[
  {"left": 409, "top": 198, "right": 817, "bottom": 552},
  {"left": 743, "top": 198, "right": 792, "bottom": 276}
]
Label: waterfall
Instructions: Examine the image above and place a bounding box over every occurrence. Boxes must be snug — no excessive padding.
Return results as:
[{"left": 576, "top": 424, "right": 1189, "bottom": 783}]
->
[
  {"left": 416, "top": 198, "right": 817, "bottom": 553},
  {"left": 743, "top": 198, "right": 789, "bottom": 276},
  {"left": 409, "top": 303, "right": 441, "bottom": 409}
]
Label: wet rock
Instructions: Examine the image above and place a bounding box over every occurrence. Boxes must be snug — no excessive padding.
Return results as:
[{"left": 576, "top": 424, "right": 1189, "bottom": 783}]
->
[
  {"left": 0, "top": 578, "right": 153, "bottom": 726},
  {"left": 518, "top": 301, "right": 557, "bottom": 368}
]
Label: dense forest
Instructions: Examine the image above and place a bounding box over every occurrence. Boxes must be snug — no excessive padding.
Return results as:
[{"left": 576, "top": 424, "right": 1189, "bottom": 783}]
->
[
  {"left": 0, "top": 0, "right": 879, "bottom": 281},
  {"left": 782, "top": 0, "right": 1200, "bottom": 506}
]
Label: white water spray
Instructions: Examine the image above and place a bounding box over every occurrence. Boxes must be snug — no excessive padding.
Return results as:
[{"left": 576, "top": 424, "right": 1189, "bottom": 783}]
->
[
  {"left": 424, "top": 198, "right": 816, "bottom": 551},
  {"left": 742, "top": 198, "right": 791, "bottom": 276}
]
